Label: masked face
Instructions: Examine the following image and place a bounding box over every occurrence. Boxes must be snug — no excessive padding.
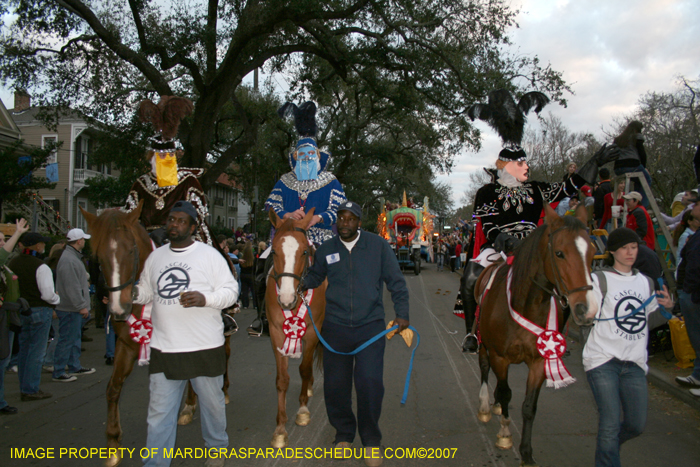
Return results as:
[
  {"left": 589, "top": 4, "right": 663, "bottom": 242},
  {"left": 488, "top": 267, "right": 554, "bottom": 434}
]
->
[
  {"left": 504, "top": 160, "right": 529, "bottom": 182},
  {"left": 294, "top": 144, "right": 320, "bottom": 181},
  {"left": 150, "top": 151, "right": 179, "bottom": 187}
]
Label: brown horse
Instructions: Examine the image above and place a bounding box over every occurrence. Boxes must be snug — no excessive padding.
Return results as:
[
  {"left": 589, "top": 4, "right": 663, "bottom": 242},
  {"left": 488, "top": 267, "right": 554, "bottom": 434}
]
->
[
  {"left": 81, "top": 202, "right": 232, "bottom": 467},
  {"left": 266, "top": 208, "right": 327, "bottom": 448},
  {"left": 474, "top": 204, "right": 597, "bottom": 467}
]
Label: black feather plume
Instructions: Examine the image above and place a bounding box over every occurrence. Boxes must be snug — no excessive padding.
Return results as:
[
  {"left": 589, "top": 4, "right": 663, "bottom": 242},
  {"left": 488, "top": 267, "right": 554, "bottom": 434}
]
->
[
  {"left": 466, "top": 89, "right": 549, "bottom": 147},
  {"left": 278, "top": 101, "right": 317, "bottom": 138}
]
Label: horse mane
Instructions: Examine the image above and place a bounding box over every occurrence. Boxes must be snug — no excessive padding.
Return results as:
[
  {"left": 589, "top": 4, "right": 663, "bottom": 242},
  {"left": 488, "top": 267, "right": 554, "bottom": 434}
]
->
[{"left": 509, "top": 215, "right": 586, "bottom": 294}]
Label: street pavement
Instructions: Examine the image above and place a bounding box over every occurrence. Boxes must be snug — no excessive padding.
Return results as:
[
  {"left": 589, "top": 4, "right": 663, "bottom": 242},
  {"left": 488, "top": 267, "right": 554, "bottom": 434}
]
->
[{"left": 1, "top": 264, "right": 699, "bottom": 467}]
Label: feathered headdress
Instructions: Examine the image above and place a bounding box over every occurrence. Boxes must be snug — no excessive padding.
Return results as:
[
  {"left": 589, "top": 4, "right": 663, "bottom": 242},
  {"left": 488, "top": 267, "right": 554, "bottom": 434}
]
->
[
  {"left": 138, "top": 95, "right": 194, "bottom": 150},
  {"left": 467, "top": 89, "right": 549, "bottom": 161},
  {"left": 278, "top": 101, "right": 318, "bottom": 143}
]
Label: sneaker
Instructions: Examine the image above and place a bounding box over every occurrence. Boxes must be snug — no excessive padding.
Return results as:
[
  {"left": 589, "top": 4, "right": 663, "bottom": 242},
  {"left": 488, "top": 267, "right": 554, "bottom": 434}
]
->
[
  {"left": 52, "top": 374, "right": 77, "bottom": 383},
  {"left": 333, "top": 442, "right": 353, "bottom": 460},
  {"left": 0, "top": 406, "right": 18, "bottom": 415},
  {"left": 364, "top": 447, "right": 383, "bottom": 467},
  {"left": 69, "top": 367, "right": 96, "bottom": 376},
  {"left": 6, "top": 365, "right": 17, "bottom": 373},
  {"left": 105, "top": 357, "right": 114, "bottom": 365},
  {"left": 675, "top": 375, "right": 700, "bottom": 388},
  {"left": 42, "top": 365, "right": 54, "bottom": 373},
  {"left": 204, "top": 457, "right": 225, "bottom": 467},
  {"left": 21, "top": 390, "right": 52, "bottom": 401},
  {"left": 690, "top": 388, "right": 700, "bottom": 397}
]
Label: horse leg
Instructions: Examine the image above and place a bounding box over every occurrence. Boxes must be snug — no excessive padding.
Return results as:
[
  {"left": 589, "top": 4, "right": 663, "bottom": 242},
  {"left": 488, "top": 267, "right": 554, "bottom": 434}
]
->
[
  {"left": 223, "top": 335, "right": 231, "bottom": 404},
  {"left": 477, "top": 344, "right": 492, "bottom": 422},
  {"left": 105, "top": 322, "right": 138, "bottom": 467},
  {"left": 490, "top": 354, "right": 513, "bottom": 450},
  {"left": 272, "top": 348, "right": 291, "bottom": 447},
  {"left": 519, "top": 360, "right": 546, "bottom": 467},
  {"left": 178, "top": 382, "right": 197, "bottom": 426},
  {"left": 296, "top": 336, "right": 318, "bottom": 426}
]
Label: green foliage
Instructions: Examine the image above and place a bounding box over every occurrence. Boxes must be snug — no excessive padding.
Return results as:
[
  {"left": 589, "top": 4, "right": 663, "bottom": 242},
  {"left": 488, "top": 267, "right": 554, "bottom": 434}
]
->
[{"left": 0, "top": 139, "right": 57, "bottom": 208}]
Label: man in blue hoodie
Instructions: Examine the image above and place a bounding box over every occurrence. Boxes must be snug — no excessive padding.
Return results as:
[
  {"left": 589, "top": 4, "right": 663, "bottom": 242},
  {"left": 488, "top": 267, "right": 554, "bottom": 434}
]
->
[{"left": 302, "top": 201, "right": 409, "bottom": 466}]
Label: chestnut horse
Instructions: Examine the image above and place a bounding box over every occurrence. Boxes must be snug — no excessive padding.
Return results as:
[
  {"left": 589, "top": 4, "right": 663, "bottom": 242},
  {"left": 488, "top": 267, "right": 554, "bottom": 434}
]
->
[
  {"left": 266, "top": 208, "right": 326, "bottom": 448},
  {"left": 474, "top": 204, "right": 597, "bottom": 467},
  {"left": 81, "top": 202, "right": 232, "bottom": 467}
]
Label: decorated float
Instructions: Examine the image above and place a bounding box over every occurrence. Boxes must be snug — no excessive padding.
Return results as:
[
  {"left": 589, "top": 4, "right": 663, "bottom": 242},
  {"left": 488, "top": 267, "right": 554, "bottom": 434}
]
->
[{"left": 377, "top": 192, "right": 434, "bottom": 275}]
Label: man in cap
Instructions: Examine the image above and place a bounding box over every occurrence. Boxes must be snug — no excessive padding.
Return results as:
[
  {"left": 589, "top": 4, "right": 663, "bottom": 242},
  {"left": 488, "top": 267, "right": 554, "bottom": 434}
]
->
[
  {"left": 8, "top": 232, "right": 60, "bottom": 401},
  {"left": 302, "top": 201, "right": 409, "bottom": 466},
  {"left": 623, "top": 191, "right": 655, "bottom": 250},
  {"left": 52, "top": 228, "right": 96, "bottom": 383},
  {"left": 131, "top": 201, "right": 239, "bottom": 467}
]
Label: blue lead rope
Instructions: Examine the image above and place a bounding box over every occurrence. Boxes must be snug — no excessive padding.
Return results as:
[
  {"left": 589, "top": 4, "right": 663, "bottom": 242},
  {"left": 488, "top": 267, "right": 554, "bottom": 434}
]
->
[
  {"left": 305, "top": 306, "right": 419, "bottom": 405},
  {"left": 594, "top": 277, "right": 672, "bottom": 321}
]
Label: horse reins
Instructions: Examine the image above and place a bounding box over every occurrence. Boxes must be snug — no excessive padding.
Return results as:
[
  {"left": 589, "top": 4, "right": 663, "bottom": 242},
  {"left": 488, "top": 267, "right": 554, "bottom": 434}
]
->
[
  {"left": 104, "top": 243, "right": 140, "bottom": 292},
  {"left": 532, "top": 226, "right": 592, "bottom": 309}
]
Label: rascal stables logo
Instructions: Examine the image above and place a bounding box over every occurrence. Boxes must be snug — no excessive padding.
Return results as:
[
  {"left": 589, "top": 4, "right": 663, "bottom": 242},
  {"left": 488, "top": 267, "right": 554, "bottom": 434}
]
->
[
  {"left": 613, "top": 291, "right": 647, "bottom": 340},
  {"left": 156, "top": 263, "right": 192, "bottom": 305}
]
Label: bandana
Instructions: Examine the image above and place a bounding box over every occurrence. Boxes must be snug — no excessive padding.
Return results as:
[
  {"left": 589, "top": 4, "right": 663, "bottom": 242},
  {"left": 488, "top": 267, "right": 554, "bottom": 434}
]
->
[{"left": 151, "top": 150, "right": 179, "bottom": 187}]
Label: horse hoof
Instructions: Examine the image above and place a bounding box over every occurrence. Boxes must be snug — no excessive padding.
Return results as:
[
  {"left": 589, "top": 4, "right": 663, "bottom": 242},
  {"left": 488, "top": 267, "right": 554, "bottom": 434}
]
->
[
  {"left": 296, "top": 412, "right": 311, "bottom": 426},
  {"left": 492, "top": 403, "right": 502, "bottom": 415},
  {"left": 307, "top": 387, "right": 313, "bottom": 397},
  {"left": 495, "top": 435, "right": 513, "bottom": 450},
  {"left": 271, "top": 433, "right": 288, "bottom": 448},
  {"left": 177, "top": 414, "right": 193, "bottom": 426},
  {"left": 477, "top": 411, "right": 492, "bottom": 423},
  {"left": 104, "top": 454, "right": 122, "bottom": 467},
  {"left": 225, "top": 394, "right": 230, "bottom": 405}
]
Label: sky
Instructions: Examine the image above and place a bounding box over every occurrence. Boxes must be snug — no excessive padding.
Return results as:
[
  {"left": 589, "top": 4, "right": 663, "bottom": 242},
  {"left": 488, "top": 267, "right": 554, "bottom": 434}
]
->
[
  {"left": 2, "top": 0, "right": 699, "bottom": 207},
  {"left": 437, "top": 0, "right": 700, "bottom": 206}
]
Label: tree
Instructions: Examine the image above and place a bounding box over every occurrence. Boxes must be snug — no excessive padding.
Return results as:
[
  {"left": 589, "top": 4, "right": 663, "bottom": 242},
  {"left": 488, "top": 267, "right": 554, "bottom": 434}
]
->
[
  {"left": 0, "top": 140, "right": 56, "bottom": 214},
  {"left": 0, "top": 0, "right": 570, "bottom": 203}
]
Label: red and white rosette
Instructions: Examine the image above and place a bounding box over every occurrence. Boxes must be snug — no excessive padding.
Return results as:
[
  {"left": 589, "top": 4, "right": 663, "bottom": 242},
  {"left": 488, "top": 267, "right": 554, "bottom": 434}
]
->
[
  {"left": 276, "top": 289, "right": 314, "bottom": 358},
  {"left": 506, "top": 271, "right": 575, "bottom": 389},
  {"left": 128, "top": 302, "right": 153, "bottom": 365}
]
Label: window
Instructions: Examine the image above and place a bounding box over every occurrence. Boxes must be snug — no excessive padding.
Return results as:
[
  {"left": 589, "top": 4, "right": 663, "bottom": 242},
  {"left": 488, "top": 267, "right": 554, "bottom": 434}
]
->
[
  {"left": 76, "top": 199, "right": 88, "bottom": 230},
  {"left": 74, "top": 136, "right": 90, "bottom": 169},
  {"left": 228, "top": 217, "right": 236, "bottom": 229},
  {"left": 42, "top": 135, "right": 58, "bottom": 166},
  {"left": 229, "top": 191, "right": 237, "bottom": 207}
]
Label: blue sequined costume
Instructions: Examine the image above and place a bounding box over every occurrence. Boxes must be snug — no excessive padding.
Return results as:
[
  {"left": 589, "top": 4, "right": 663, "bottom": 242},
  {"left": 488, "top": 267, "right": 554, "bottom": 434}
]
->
[{"left": 266, "top": 151, "right": 347, "bottom": 244}]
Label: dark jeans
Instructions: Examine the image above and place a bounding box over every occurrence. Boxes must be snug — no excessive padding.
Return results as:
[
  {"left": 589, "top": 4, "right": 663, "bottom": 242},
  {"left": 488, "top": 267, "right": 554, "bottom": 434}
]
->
[
  {"left": 240, "top": 273, "right": 256, "bottom": 309},
  {"left": 678, "top": 290, "right": 700, "bottom": 380},
  {"left": 586, "top": 358, "right": 647, "bottom": 467},
  {"left": 322, "top": 319, "right": 385, "bottom": 447}
]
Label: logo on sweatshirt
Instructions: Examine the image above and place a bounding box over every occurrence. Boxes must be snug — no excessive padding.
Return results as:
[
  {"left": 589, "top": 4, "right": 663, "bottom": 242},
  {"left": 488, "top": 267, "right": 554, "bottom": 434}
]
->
[
  {"left": 157, "top": 267, "right": 191, "bottom": 300},
  {"left": 614, "top": 295, "right": 647, "bottom": 337}
]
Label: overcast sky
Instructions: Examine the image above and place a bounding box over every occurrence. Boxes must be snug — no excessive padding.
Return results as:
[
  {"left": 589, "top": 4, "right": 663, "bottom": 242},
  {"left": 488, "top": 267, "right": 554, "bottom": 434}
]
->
[
  {"left": 2, "top": 0, "right": 698, "bottom": 207},
  {"left": 438, "top": 0, "right": 700, "bottom": 206}
]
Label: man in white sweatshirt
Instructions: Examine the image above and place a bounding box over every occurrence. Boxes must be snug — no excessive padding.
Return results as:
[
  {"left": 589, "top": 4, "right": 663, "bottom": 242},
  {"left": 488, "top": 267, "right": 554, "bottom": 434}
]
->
[{"left": 133, "top": 201, "right": 239, "bottom": 467}]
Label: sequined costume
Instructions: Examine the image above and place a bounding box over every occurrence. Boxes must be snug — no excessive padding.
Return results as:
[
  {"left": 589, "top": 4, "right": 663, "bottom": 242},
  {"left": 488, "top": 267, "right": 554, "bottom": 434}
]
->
[
  {"left": 124, "top": 167, "right": 213, "bottom": 245},
  {"left": 265, "top": 151, "right": 346, "bottom": 244}
]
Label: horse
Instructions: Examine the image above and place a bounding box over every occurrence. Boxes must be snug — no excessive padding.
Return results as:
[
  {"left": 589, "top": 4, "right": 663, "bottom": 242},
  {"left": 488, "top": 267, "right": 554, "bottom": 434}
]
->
[
  {"left": 474, "top": 204, "right": 598, "bottom": 467},
  {"left": 266, "top": 208, "right": 327, "bottom": 448},
  {"left": 81, "top": 202, "right": 232, "bottom": 467}
]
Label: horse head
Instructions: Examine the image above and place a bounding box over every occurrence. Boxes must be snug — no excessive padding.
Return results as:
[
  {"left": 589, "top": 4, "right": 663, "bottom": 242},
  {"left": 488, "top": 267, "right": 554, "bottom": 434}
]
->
[
  {"left": 268, "top": 208, "right": 316, "bottom": 311},
  {"left": 81, "top": 200, "right": 152, "bottom": 320},
  {"left": 540, "top": 203, "right": 598, "bottom": 326}
]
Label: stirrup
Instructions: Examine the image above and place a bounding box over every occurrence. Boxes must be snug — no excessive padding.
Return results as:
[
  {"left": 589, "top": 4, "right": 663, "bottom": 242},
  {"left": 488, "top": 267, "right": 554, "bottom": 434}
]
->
[
  {"left": 461, "top": 334, "right": 478, "bottom": 353},
  {"left": 247, "top": 321, "right": 263, "bottom": 337}
]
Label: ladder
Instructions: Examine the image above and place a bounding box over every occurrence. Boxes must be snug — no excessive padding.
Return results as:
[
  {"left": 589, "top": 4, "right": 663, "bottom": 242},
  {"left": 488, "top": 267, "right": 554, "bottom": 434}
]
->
[{"left": 622, "top": 172, "right": 677, "bottom": 291}]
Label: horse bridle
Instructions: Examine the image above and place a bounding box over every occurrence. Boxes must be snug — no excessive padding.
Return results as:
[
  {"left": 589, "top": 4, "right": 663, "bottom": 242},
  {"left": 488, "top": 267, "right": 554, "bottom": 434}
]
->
[
  {"left": 104, "top": 243, "right": 140, "bottom": 293},
  {"left": 269, "top": 227, "right": 312, "bottom": 299},
  {"left": 532, "top": 226, "right": 593, "bottom": 308}
]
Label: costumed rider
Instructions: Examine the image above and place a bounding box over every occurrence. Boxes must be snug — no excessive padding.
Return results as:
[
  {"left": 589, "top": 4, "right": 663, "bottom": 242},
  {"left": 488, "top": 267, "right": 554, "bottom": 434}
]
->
[
  {"left": 457, "top": 89, "right": 619, "bottom": 353},
  {"left": 123, "top": 95, "right": 213, "bottom": 246},
  {"left": 124, "top": 95, "right": 238, "bottom": 335},
  {"left": 249, "top": 101, "right": 346, "bottom": 336}
]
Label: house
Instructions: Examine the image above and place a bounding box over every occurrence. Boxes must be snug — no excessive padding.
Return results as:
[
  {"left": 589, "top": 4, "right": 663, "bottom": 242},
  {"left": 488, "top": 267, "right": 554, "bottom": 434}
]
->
[
  {"left": 10, "top": 92, "right": 117, "bottom": 231},
  {"left": 207, "top": 173, "right": 251, "bottom": 233}
]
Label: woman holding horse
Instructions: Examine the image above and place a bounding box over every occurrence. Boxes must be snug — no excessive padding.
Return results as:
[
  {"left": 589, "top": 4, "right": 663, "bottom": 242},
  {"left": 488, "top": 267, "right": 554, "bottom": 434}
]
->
[{"left": 583, "top": 228, "right": 673, "bottom": 467}]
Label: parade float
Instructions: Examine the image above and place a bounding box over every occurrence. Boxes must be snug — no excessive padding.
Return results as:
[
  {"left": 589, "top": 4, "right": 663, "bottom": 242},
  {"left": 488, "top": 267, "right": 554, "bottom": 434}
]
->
[{"left": 377, "top": 192, "right": 434, "bottom": 275}]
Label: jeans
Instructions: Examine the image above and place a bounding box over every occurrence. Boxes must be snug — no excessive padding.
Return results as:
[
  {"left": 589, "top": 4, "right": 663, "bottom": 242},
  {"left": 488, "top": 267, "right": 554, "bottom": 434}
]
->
[
  {"left": 586, "top": 358, "right": 647, "bottom": 467},
  {"left": 52, "top": 311, "right": 83, "bottom": 378},
  {"left": 18, "top": 307, "right": 53, "bottom": 394},
  {"left": 0, "top": 330, "right": 14, "bottom": 409},
  {"left": 678, "top": 290, "right": 700, "bottom": 380},
  {"left": 105, "top": 316, "right": 115, "bottom": 359},
  {"left": 614, "top": 165, "right": 653, "bottom": 208},
  {"left": 322, "top": 320, "right": 385, "bottom": 447},
  {"left": 437, "top": 254, "right": 444, "bottom": 270},
  {"left": 44, "top": 317, "right": 59, "bottom": 366},
  {"left": 144, "top": 372, "right": 227, "bottom": 467}
]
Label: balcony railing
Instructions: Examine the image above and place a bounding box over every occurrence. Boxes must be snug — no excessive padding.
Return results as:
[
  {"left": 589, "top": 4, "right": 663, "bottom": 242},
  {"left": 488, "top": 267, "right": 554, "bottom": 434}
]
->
[{"left": 74, "top": 168, "right": 110, "bottom": 183}]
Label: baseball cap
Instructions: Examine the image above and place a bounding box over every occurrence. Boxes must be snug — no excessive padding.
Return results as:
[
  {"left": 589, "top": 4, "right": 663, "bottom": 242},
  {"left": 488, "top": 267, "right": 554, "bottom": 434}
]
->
[
  {"left": 19, "top": 232, "right": 51, "bottom": 247},
  {"left": 66, "top": 228, "right": 91, "bottom": 242},
  {"left": 170, "top": 201, "right": 198, "bottom": 223},
  {"left": 622, "top": 191, "right": 643, "bottom": 202},
  {"left": 581, "top": 185, "right": 592, "bottom": 197},
  {"left": 337, "top": 201, "right": 362, "bottom": 219}
]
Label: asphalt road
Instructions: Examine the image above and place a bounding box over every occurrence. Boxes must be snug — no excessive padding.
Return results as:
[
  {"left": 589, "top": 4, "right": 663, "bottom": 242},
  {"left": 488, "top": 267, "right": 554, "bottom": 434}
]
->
[{"left": 1, "top": 265, "right": 699, "bottom": 467}]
